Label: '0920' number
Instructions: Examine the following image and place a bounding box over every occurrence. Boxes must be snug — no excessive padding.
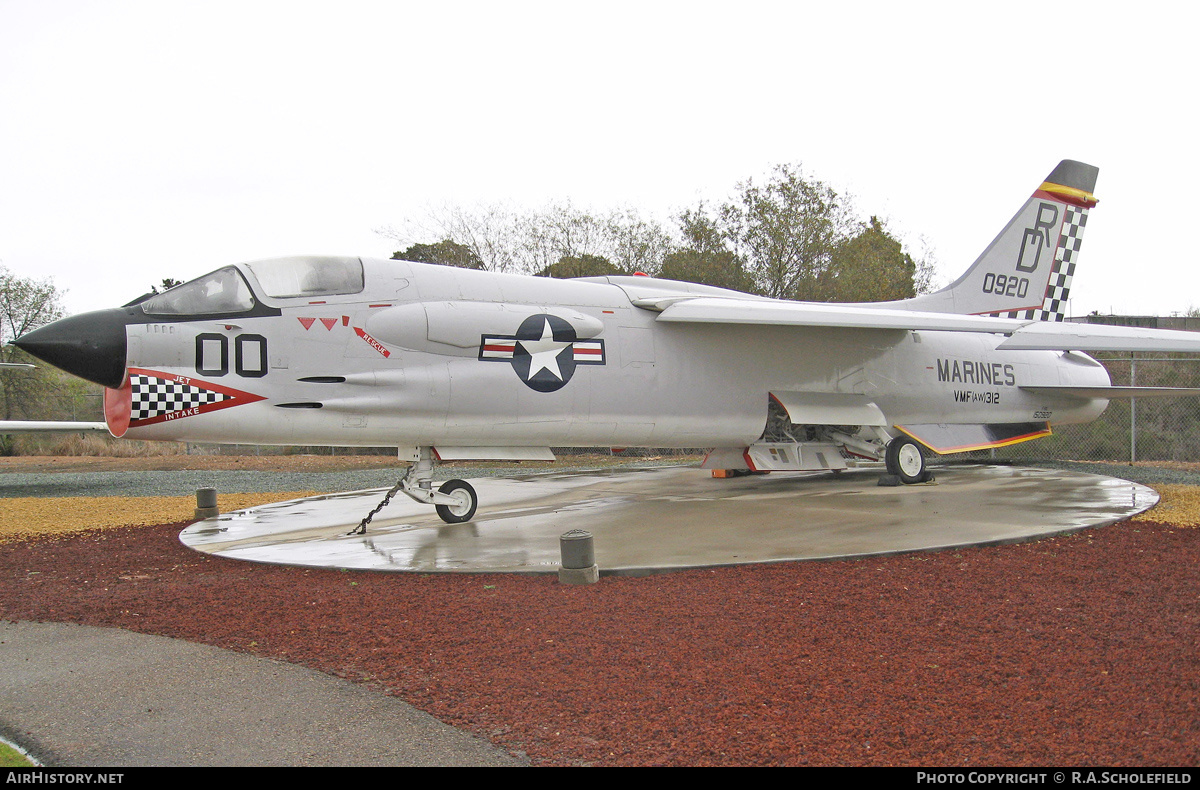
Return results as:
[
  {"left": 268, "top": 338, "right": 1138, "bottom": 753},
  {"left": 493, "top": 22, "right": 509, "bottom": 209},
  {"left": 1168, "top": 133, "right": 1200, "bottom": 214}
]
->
[
  {"left": 195, "top": 333, "right": 268, "bottom": 378},
  {"left": 981, "top": 272, "right": 1029, "bottom": 298}
]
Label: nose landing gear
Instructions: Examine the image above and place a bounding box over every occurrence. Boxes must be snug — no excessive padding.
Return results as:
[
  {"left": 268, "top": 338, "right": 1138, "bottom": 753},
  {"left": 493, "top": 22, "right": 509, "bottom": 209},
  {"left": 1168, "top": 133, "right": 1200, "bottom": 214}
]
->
[{"left": 348, "top": 447, "right": 480, "bottom": 534}]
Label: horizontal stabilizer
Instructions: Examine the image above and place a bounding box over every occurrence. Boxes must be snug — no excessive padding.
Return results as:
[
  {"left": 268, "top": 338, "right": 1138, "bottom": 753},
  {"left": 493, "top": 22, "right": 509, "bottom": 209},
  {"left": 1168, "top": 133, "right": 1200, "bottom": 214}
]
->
[
  {"left": 998, "top": 322, "right": 1200, "bottom": 352},
  {"left": 897, "top": 422, "right": 1052, "bottom": 454},
  {"left": 1020, "top": 385, "right": 1200, "bottom": 399},
  {"left": 0, "top": 421, "right": 109, "bottom": 434}
]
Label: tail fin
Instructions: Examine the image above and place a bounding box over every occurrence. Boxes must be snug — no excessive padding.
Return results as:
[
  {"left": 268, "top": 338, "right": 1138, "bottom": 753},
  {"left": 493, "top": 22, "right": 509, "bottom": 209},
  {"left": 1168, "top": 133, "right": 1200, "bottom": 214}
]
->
[{"left": 897, "top": 159, "right": 1098, "bottom": 320}]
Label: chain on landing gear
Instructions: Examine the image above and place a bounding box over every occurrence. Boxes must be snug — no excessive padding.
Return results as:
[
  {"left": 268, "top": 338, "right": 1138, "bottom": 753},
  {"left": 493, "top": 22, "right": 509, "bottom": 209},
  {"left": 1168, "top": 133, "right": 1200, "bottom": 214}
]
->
[
  {"left": 347, "top": 466, "right": 413, "bottom": 536},
  {"left": 347, "top": 447, "right": 479, "bottom": 535}
]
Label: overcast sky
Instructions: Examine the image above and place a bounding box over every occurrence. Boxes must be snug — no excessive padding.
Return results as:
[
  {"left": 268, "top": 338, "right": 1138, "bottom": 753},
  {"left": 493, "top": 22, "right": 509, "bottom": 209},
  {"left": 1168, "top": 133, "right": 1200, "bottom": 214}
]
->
[{"left": 1, "top": 1, "right": 1196, "bottom": 318}]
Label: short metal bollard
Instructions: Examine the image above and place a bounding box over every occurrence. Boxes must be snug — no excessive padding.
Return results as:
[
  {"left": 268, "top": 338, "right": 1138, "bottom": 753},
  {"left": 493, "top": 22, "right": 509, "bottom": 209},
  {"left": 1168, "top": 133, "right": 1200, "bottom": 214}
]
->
[
  {"left": 558, "top": 529, "right": 598, "bottom": 585},
  {"left": 195, "top": 488, "right": 219, "bottom": 519}
]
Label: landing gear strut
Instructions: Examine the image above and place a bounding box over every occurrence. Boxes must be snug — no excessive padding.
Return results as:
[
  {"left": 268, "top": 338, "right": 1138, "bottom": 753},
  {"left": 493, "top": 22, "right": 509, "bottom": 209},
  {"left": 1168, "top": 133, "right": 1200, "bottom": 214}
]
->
[{"left": 348, "top": 447, "right": 479, "bottom": 534}]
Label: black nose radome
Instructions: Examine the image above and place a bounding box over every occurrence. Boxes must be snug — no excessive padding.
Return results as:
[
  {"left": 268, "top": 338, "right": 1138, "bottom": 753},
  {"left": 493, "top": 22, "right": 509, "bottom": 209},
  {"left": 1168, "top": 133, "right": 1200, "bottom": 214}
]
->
[{"left": 13, "top": 309, "right": 129, "bottom": 389}]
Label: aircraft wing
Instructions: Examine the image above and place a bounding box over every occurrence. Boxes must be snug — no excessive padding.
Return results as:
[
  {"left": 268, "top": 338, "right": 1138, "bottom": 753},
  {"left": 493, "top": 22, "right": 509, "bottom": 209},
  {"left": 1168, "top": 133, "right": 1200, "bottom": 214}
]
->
[
  {"left": 645, "top": 296, "right": 1018, "bottom": 333},
  {"left": 0, "top": 421, "right": 108, "bottom": 433},
  {"left": 646, "top": 296, "right": 1200, "bottom": 353}
]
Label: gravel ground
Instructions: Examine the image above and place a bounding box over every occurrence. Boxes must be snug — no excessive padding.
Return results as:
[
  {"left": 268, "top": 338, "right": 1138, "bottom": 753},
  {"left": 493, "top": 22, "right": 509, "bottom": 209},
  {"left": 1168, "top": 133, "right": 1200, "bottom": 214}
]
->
[
  {"left": 0, "top": 455, "right": 697, "bottom": 499},
  {"left": 2, "top": 455, "right": 1198, "bottom": 766},
  {"left": 0, "top": 468, "right": 400, "bottom": 499}
]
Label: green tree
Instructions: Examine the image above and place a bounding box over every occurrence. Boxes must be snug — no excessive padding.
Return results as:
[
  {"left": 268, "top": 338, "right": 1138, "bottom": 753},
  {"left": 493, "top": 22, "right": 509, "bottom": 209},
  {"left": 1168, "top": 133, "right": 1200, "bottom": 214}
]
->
[
  {"left": 671, "top": 164, "right": 936, "bottom": 301},
  {"left": 728, "top": 163, "right": 855, "bottom": 300},
  {"left": 392, "top": 239, "right": 485, "bottom": 269},
  {"left": 660, "top": 205, "right": 750, "bottom": 291},
  {"left": 818, "top": 216, "right": 918, "bottom": 302},
  {"left": 659, "top": 248, "right": 749, "bottom": 292},
  {"left": 536, "top": 254, "right": 625, "bottom": 279},
  {"left": 150, "top": 278, "right": 183, "bottom": 294}
]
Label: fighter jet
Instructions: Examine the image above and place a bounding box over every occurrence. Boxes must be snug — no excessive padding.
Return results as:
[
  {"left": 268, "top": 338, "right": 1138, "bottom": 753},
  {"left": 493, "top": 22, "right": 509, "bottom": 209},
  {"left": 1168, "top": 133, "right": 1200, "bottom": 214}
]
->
[{"left": 10, "top": 159, "right": 1200, "bottom": 523}]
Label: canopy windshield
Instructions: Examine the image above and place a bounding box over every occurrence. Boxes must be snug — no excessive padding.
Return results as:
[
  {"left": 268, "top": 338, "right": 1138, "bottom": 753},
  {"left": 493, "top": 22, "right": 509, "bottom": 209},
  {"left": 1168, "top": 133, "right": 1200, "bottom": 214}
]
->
[{"left": 141, "top": 267, "right": 256, "bottom": 315}]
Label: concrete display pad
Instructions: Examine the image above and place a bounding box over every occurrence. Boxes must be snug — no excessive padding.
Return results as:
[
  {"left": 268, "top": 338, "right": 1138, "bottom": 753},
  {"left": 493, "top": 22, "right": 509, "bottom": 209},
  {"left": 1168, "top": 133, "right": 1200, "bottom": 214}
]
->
[{"left": 179, "top": 464, "right": 1158, "bottom": 575}]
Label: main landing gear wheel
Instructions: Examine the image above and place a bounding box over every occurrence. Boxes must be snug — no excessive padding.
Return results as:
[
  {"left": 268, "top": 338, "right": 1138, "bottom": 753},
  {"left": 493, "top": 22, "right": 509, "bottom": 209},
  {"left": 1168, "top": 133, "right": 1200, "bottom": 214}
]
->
[
  {"left": 885, "top": 437, "right": 927, "bottom": 484},
  {"left": 435, "top": 479, "right": 478, "bottom": 524}
]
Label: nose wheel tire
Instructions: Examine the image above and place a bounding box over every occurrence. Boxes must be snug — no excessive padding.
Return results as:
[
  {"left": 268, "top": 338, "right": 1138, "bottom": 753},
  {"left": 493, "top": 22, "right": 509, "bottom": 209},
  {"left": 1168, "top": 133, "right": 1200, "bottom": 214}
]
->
[
  {"left": 435, "top": 479, "right": 478, "bottom": 524},
  {"left": 885, "top": 437, "right": 927, "bottom": 484}
]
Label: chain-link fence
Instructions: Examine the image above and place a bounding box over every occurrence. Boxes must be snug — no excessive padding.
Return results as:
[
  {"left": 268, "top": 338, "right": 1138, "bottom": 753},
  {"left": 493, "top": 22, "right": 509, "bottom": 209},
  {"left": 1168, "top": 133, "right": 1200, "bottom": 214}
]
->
[
  {"left": 975, "top": 352, "right": 1200, "bottom": 464},
  {"left": 980, "top": 314, "right": 1200, "bottom": 463},
  {"left": 963, "top": 312, "right": 1200, "bottom": 464}
]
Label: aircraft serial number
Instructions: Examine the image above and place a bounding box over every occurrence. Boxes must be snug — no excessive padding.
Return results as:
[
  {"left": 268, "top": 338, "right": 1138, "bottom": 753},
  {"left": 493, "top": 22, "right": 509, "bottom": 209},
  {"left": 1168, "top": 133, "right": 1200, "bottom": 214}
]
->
[{"left": 980, "top": 272, "right": 1029, "bottom": 299}]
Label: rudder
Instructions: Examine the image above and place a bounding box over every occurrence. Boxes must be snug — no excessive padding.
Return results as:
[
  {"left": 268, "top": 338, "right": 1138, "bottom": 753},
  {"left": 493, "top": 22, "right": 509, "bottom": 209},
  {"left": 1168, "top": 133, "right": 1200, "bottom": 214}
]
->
[{"left": 896, "top": 160, "right": 1099, "bottom": 320}]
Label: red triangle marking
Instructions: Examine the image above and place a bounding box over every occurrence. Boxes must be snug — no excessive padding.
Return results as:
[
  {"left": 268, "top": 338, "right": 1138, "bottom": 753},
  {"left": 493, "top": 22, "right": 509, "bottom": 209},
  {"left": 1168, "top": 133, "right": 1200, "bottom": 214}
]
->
[
  {"left": 298, "top": 317, "right": 315, "bottom": 330},
  {"left": 320, "top": 317, "right": 338, "bottom": 331}
]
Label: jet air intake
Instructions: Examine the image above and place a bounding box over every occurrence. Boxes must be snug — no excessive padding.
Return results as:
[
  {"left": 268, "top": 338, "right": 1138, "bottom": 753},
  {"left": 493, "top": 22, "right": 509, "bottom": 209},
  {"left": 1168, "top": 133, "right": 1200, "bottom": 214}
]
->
[{"left": 13, "top": 308, "right": 129, "bottom": 389}]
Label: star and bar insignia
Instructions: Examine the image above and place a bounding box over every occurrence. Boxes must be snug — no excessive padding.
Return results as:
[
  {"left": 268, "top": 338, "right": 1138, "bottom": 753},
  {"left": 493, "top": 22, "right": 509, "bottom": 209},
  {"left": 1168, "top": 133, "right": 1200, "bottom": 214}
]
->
[{"left": 479, "top": 314, "right": 605, "bottom": 392}]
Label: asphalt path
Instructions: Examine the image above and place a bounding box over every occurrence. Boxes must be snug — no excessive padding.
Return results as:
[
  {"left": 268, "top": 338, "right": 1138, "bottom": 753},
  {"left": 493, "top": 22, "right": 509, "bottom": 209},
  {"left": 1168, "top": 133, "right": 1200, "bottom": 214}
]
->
[{"left": 0, "top": 621, "right": 527, "bottom": 767}]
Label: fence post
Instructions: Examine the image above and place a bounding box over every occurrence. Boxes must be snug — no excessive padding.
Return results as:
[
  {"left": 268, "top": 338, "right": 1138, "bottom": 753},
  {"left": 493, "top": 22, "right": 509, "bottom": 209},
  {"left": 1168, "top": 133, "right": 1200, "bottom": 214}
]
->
[{"left": 1129, "top": 355, "right": 1137, "bottom": 466}]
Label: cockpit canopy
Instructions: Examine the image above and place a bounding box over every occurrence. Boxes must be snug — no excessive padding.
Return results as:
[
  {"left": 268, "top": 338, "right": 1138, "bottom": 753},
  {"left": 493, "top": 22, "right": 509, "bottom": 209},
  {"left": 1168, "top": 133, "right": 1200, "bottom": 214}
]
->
[
  {"left": 139, "top": 257, "right": 365, "bottom": 316},
  {"left": 244, "top": 256, "right": 364, "bottom": 299}
]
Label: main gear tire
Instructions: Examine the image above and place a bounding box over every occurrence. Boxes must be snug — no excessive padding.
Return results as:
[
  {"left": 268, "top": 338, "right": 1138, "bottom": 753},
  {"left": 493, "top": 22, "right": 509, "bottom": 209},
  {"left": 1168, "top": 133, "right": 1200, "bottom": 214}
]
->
[{"left": 885, "top": 437, "right": 927, "bottom": 484}]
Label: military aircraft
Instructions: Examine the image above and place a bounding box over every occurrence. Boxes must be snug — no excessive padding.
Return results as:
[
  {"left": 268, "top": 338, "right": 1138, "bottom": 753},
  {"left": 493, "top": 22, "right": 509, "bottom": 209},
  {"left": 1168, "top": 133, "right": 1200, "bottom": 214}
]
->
[{"left": 9, "top": 159, "right": 1200, "bottom": 523}]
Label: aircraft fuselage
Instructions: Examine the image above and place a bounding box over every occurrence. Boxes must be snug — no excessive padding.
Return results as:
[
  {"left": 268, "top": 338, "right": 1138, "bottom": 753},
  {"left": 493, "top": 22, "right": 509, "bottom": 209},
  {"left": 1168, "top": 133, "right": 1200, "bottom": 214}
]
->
[{"left": 114, "top": 258, "right": 1109, "bottom": 449}]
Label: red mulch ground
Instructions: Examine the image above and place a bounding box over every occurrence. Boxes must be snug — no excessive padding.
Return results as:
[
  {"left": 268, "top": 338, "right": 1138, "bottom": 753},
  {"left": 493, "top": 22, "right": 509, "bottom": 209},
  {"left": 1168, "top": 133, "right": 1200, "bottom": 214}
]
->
[{"left": 2, "top": 519, "right": 1197, "bottom": 766}]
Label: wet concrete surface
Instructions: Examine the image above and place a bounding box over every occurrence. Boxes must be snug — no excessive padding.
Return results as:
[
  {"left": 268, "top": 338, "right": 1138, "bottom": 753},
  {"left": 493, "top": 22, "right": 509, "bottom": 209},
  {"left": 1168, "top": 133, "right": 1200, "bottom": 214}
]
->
[{"left": 180, "top": 464, "right": 1158, "bottom": 575}]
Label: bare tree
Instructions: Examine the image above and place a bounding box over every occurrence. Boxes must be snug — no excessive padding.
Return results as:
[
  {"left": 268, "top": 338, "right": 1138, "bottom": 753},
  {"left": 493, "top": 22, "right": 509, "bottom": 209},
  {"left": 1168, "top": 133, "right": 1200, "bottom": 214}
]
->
[
  {"left": 377, "top": 201, "right": 524, "bottom": 273},
  {"left": 380, "top": 201, "right": 673, "bottom": 277},
  {"left": 0, "top": 266, "right": 74, "bottom": 440}
]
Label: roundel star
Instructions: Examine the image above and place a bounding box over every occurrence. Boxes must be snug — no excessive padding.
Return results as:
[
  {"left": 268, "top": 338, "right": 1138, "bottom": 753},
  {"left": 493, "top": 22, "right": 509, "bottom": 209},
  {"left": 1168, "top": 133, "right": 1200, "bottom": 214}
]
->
[
  {"left": 478, "top": 313, "right": 607, "bottom": 393},
  {"left": 516, "top": 316, "right": 572, "bottom": 385}
]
